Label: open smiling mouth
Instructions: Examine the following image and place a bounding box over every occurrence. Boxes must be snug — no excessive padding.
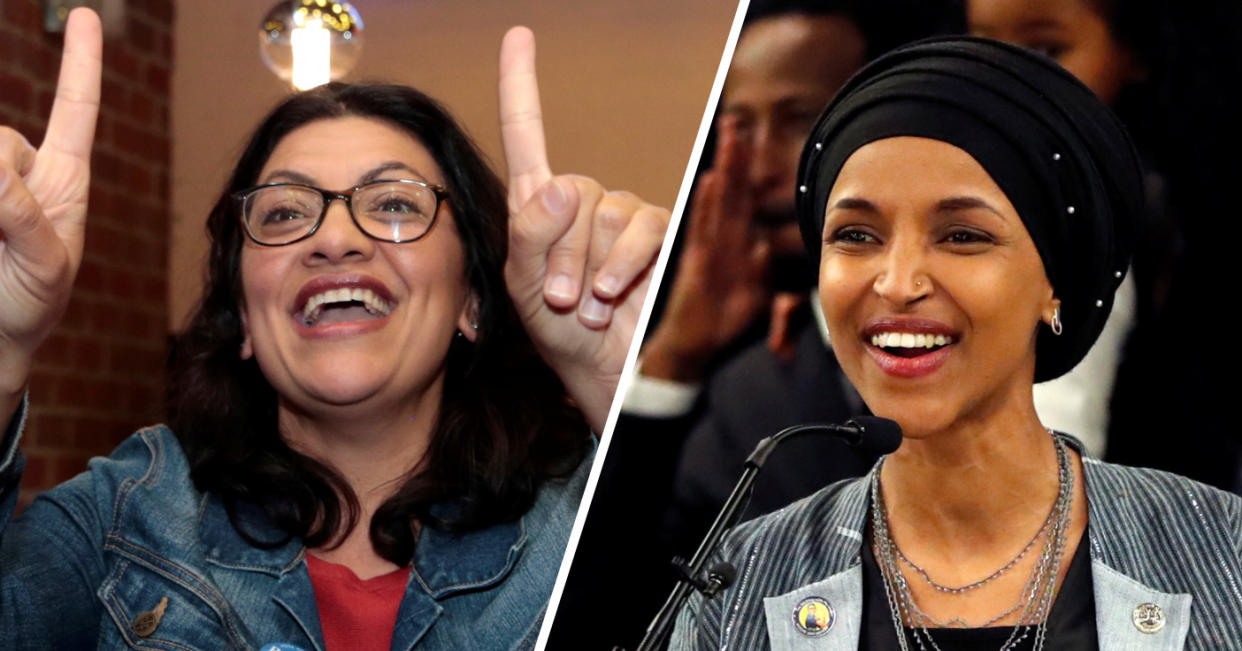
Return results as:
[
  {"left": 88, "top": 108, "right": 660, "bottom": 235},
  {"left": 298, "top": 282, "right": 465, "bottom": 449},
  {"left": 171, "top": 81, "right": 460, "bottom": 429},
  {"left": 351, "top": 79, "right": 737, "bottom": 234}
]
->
[
  {"left": 868, "top": 332, "right": 956, "bottom": 358},
  {"left": 298, "top": 288, "right": 394, "bottom": 327}
]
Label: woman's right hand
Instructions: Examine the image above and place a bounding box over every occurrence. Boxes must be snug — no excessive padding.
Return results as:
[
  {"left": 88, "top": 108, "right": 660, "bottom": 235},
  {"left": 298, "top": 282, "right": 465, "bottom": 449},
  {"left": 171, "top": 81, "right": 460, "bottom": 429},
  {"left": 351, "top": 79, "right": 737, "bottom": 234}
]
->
[{"left": 0, "top": 8, "right": 101, "bottom": 418}]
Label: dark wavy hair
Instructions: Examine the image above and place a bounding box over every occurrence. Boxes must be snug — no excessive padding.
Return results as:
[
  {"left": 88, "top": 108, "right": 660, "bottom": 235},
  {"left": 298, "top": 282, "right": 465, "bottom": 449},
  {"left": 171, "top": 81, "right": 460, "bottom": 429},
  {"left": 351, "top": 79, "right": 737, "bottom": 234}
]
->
[{"left": 167, "top": 83, "right": 591, "bottom": 566}]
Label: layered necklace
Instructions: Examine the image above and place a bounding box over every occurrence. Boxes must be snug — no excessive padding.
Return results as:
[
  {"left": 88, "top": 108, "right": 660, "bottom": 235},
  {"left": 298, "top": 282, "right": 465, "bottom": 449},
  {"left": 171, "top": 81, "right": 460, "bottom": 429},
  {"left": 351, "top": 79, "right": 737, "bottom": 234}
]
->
[{"left": 869, "top": 434, "right": 1073, "bottom": 651}]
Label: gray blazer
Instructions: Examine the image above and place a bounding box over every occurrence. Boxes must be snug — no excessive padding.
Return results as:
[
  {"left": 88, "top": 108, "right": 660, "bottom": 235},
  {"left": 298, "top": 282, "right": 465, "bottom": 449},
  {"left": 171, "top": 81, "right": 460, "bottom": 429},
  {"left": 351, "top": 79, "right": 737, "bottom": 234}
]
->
[{"left": 672, "top": 439, "right": 1242, "bottom": 650}]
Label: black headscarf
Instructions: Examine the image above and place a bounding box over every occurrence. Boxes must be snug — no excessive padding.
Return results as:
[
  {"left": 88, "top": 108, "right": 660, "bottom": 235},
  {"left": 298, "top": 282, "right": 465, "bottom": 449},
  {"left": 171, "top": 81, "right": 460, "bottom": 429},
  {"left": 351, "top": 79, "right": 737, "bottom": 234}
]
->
[{"left": 796, "top": 36, "right": 1144, "bottom": 382}]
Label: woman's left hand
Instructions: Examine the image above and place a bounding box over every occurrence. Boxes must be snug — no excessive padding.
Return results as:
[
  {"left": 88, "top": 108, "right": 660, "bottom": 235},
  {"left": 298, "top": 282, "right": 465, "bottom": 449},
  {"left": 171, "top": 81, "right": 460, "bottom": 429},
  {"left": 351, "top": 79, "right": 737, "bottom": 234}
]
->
[{"left": 498, "top": 27, "right": 671, "bottom": 433}]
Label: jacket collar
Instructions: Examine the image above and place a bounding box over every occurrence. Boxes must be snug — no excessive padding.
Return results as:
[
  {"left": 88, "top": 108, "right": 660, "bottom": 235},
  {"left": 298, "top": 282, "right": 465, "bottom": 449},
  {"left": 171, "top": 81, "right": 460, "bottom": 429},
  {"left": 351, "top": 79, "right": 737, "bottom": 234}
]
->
[
  {"left": 391, "top": 513, "right": 526, "bottom": 650},
  {"left": 199, "top": 494, "right": 304, "bottom": 576},
  {"left": 198, "top": 493, "right": 528, "bottom": 592},
  {"left": 758, "top": 436, "right": 1192, "bottom": 650},
  {"left": 197, "top": 492, "right": 528, "bottom": 650},
  {"left": 410, "top": 515, "right": 526, "bottom": 597}
]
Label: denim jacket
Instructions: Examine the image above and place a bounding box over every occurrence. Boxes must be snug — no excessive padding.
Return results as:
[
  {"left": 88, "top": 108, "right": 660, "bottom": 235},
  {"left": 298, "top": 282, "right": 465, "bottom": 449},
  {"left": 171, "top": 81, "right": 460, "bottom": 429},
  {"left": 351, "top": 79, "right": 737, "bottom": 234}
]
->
[
  {"left": 672, "top": 435, "right": 1242, "bottom": 650},
  {"left": 0, "top": 400, "right": 590, "bottom": 650}
]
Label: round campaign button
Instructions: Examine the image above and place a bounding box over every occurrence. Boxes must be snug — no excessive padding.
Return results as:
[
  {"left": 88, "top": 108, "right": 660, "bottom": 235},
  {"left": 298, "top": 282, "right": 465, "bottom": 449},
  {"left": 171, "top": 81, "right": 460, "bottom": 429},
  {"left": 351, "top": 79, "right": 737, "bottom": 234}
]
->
[
  {"left": 1132, "top": 602, "right": 1166, "bottom": 634},
  {"left": 793, "top": 596, "right": 835, "bottom": 637}
]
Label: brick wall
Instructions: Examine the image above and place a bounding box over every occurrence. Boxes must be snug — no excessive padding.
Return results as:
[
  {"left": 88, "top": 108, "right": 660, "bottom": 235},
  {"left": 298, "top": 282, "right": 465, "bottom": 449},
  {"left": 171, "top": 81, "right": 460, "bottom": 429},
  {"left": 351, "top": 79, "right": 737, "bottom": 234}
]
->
[{"left": 0, "top": 0, "right": 173, "bottom": 506}]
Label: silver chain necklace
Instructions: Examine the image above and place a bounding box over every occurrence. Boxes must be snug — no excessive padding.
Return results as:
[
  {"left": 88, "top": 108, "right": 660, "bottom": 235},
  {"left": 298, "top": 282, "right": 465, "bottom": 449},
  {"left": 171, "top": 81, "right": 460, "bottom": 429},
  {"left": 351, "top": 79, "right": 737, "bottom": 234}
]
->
[
  {"left": 895, "top": 493, "right": 1057, "bottom": 594},
  {"left": 870, "top": 433, "right": 1073, "bottom": 651}
]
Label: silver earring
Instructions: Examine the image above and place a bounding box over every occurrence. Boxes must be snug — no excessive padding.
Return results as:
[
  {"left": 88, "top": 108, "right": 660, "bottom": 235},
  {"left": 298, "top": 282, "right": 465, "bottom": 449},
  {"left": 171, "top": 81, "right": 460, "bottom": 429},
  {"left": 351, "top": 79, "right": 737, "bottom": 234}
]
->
[{"left": 1050, "top": 306, "right": 1063, "bottom": 336}]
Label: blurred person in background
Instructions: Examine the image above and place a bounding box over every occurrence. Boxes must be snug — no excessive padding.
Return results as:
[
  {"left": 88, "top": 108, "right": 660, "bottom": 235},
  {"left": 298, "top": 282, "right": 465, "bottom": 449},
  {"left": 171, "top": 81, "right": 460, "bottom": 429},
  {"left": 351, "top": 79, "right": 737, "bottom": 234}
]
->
[{"left": 969, "top": 0, "right": 1242, "bottom": 492}]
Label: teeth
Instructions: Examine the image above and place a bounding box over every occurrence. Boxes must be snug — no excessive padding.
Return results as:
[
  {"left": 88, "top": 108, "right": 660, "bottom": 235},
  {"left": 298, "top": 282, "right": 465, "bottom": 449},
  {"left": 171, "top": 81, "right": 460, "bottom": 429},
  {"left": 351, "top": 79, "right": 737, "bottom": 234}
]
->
[
  {"left": 300, "top": 286, "right": 394, "bottom": 326},
  {"left": 870, "top": 331, "right": 955, "bottom": 348}
]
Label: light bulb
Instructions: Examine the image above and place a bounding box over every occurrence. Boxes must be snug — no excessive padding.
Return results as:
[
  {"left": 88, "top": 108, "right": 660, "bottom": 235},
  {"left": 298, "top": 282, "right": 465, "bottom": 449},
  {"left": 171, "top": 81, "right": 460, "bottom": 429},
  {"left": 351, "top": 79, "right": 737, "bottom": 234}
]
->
[
  {"left": 291, "top": 17, "right": 331, "bottom": 90},
  {"left": 259, "top": 0, "right": 364, "bottom": 91}
]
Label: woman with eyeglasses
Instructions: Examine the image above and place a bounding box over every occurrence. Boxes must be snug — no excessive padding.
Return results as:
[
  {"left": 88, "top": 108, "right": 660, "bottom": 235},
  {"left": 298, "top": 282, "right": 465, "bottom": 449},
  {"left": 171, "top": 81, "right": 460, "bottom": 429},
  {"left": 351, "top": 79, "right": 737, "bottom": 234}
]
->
[
  {"left": 672, "top": 36, "right": 1242, "bottom": 650},
  {"left": 0, "top": 10, "right": 667, "bottom": 649}
]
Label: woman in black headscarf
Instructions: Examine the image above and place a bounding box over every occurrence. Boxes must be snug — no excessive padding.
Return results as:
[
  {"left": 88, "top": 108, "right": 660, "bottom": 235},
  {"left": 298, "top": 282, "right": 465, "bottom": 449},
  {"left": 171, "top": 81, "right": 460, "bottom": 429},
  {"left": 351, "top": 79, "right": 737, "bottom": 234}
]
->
[{"left": 671, "top": 37, "right": 1242, "bottom": 650}]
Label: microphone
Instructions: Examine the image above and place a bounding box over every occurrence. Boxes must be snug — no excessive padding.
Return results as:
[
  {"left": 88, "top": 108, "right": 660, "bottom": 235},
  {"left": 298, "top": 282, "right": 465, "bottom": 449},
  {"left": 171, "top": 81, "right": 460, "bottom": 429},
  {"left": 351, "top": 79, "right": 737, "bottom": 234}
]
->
[
  {"left": 633, "top": 417, "right": 903, "bottom": 651},
  {"left": 747, "top": 416, "right": 903, "bottom": 467},
  {"left": 842, "top": 416, "right": 904, "bottom": 454}
]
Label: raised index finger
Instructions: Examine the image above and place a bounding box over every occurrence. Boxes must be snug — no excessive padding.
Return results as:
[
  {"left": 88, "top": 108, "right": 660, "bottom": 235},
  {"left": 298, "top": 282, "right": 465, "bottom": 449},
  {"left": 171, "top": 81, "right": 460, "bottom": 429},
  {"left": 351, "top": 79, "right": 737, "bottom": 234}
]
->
[
  {"left": 43, "top": 8, "right": 102, "bottom": 160},
  {"left": 498, "top": 26, "right": 552, "bottom": 211}
]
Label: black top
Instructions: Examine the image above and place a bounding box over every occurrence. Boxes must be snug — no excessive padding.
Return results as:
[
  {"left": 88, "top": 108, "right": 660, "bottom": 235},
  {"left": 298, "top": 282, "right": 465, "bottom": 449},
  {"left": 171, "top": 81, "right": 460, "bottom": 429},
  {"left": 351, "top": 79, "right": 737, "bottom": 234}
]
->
[{"left": 860, "top": 534, "right": 1098, "bottom": 650}]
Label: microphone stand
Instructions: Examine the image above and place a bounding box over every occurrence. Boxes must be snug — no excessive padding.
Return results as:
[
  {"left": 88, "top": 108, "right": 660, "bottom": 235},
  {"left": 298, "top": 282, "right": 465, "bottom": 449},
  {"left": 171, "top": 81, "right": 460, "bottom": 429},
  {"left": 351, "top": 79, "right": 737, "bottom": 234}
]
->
[{"left": 633, "top": 423, "right": 854, "bottom": 651}]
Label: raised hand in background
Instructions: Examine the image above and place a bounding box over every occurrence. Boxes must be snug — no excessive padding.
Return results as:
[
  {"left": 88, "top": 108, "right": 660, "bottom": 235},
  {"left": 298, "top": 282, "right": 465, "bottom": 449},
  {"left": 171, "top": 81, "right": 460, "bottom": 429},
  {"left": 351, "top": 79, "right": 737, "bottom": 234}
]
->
[{"left": 639, "top": 117, "right": 776, "bottom": 383}]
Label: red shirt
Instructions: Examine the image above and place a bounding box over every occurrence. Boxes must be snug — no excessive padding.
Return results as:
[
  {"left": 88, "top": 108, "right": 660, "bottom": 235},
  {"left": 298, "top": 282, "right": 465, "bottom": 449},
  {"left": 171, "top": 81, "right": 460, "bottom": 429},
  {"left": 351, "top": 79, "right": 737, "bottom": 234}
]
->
[{"left": 306, "top": 554, "right": 412, "bottom": 651}]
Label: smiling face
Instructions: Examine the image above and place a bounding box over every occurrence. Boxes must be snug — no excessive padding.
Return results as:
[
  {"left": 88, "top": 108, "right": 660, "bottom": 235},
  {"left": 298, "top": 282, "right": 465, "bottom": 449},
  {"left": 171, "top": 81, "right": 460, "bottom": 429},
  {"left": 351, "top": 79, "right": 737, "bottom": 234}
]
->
[
  {"left": 968, "top": 0, "right": 1137, "bottom": 105},
  {"left": 819, "top": 137, "right": 1058, "bottom": 437},
  {"left": 238, "top": 116, "right": 476, "bottom": 421}
]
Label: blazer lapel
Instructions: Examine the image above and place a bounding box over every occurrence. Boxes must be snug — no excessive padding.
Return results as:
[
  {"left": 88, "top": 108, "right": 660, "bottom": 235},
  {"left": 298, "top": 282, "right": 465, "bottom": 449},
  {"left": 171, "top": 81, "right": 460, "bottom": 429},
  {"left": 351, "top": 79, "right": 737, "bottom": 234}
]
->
[
  {"left": 1092, "top": 560, "right": 1192, "bottom": 650},
  {"left": 763, "top": 565, "right": 863, "bottom": 651}
]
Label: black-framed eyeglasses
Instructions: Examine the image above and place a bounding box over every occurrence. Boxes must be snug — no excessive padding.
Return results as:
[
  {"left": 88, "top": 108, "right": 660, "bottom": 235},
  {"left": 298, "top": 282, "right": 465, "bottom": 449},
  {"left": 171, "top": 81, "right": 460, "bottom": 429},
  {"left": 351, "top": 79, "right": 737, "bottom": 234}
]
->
[{"left": 233, "top": 179, "right": 450, "bottom": 246}]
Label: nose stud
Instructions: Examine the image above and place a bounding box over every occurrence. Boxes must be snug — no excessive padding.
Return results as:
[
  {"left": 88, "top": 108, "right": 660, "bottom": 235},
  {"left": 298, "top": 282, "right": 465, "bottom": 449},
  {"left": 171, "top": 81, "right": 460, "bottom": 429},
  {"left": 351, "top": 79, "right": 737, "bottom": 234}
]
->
[{"left": 874, "top": 274, "right": 930, "bottom": 299}]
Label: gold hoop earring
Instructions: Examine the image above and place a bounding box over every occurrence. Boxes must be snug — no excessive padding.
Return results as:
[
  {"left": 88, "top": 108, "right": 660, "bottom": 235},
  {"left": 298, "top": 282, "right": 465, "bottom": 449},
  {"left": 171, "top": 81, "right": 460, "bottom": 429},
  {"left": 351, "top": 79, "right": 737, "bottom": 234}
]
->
[{"left": 1050, "top": 306, "right": 1063, "bottom": 336}]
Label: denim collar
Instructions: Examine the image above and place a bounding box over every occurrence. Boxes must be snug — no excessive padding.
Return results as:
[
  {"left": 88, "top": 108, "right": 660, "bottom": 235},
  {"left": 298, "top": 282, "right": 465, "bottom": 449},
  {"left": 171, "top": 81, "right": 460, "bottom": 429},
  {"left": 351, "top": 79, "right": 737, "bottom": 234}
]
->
[
  {"left": 199, "top": 495, "right": 304, "bottom": 575},
  {"left": 197, "top": 492, "right": 528, "bottom": 650},
  {"left": 197, "top": 492, "right": 528, "bottom": 593},
  {"left": 411, "top": 512, "right": 527, "bottom": 597}
]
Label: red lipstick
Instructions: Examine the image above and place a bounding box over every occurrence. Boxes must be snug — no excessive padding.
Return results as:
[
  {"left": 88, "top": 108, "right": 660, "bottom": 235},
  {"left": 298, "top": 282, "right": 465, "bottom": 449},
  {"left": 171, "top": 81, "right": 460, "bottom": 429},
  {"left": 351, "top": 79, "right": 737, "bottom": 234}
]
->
[{"left": 861, "top": 317, "right": 959, "bottom": 379}]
